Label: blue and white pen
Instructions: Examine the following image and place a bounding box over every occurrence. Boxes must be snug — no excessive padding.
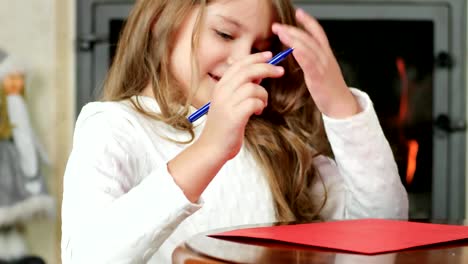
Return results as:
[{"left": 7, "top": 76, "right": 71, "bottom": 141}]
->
[{"left": 188, "top": 47, "right": 294, "bottom": 123}]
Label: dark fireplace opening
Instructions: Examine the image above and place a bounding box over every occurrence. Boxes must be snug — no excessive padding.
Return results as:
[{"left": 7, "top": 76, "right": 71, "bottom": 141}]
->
[
  {"left": 321, "top": 19, "right": 434, "bottom": 219},
  {"left": 109, "top": 19, "right": 126, "bottom": 65},
  {"left": 107, "top": 18, "right": 435, "bottom": 220}
]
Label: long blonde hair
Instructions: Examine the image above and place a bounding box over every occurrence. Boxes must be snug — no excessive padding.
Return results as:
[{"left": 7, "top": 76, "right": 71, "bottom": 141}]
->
[{"left": 102, "top": 0, "right": 332, "bottom": 222}]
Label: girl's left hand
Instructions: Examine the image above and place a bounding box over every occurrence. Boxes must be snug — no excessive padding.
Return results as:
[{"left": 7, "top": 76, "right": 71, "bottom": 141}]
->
[{"left": 272, "top": 9, "right": 360, "bottom": 118}]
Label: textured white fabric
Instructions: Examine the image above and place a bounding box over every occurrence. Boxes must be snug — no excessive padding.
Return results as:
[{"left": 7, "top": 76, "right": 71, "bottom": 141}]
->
[
  {"left": 7, "top": 95, "right": 39, "bottom": 178},
  {"left": 0, "top": 228, "right": 27, "bottom": 260},
  {"left": 61, "top": 88, "right": 408, "bottom": 263}
]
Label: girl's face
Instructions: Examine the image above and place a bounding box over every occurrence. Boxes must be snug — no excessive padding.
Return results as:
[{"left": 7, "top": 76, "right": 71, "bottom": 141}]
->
[
  {"left": 2, "top": 72, "right": 24, "bottom": 95},
  {"left": 169, "top": 0, "right": 275, "bottom": 108}
]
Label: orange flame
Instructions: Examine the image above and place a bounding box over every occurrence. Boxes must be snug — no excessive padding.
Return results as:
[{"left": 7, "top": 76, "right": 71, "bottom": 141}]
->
[
  {"left": 396, "top": 57, "right": 419, "bottom": 185},
  {"left": 406, "top": 140, "right": 419, "bottom": 185}
]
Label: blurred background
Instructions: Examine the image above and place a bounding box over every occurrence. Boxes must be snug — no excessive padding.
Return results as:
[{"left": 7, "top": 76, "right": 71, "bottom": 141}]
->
[
  {"left": 0, "top": 0, "right": 467, "bottom": 263},
  {"left": 0, "top": 0, "right": 73, "bottom": 263}
]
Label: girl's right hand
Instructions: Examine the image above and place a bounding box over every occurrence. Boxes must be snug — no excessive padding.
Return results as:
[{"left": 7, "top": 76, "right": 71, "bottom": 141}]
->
[{"left": 197, "top": 51, "right": 285, "bottom": 162}]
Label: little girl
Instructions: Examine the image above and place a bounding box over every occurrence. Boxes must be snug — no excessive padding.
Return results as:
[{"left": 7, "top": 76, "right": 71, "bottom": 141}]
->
[{"left": 61, "top": 0, "right": 408, "bottom": 263}]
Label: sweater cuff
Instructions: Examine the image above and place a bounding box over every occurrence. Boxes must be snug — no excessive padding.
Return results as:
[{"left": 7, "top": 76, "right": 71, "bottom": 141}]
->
[
  {"left": 321, "top": 87, "right": 387, "bottom": 163},
  {"left": 321, "top": 88, "right": 372, "bottom": 125}
]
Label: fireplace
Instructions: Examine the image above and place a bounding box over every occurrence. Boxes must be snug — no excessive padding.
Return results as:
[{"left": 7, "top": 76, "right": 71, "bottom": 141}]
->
[{"left": 76, "top": 0, "right": 467, "bottom": 221}]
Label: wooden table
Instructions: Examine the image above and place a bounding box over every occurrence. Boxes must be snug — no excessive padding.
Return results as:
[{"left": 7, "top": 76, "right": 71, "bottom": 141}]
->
[{"left": 172, "top": 220, "right": 468, "bottom": 263}]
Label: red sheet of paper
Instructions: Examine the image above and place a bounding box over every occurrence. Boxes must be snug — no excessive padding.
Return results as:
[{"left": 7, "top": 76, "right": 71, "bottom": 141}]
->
[{"left": 209, "top": 219, "right": 468, "bottom": 254}]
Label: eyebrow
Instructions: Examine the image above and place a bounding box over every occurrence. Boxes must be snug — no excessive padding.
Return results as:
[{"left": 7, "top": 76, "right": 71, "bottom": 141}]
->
[
  {"left": 215, "top": 14, "right": 273, "bottom": 42},
  {"left": 216, "top": 15, "right": 243, "bottom": 29}
]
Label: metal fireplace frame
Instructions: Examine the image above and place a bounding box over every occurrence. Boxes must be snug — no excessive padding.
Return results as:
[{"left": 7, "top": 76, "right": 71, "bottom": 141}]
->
[{"left": 76, "top": 0, "right": 467, "bottom": 221}]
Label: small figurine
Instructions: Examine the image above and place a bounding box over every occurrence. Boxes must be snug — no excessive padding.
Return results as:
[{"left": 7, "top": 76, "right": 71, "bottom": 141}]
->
[{"left": 0, "top": 49, "right": 53, "bottom": 263}]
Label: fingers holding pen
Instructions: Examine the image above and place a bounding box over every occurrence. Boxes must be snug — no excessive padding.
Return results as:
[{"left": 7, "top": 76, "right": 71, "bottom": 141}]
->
[
  {"left": 199, "top": 52, "right": 287, "bottom": 162},
  {"left": 220, "top": 51, "right": 271, "bottom": 83},
  {"left": 209, "top": 52, "right": 284, "bottom": 124},
  {"left": 225, "top": 63, "right": 284, "bottom": 91},
  {"left": 230, "top": 80, "right": 273, "bottom": 122},
  {"left": 212, "top": 62, "right": 283, "bottom": 110},
  {"left": 213, "top": 66, "right": 281, "bottom": 120},
  {"left": 219, "top": 53, "right": 284, "bottom": 94},
  {"left": 230, "top": 82, "right": 269, "bottom": 115}
]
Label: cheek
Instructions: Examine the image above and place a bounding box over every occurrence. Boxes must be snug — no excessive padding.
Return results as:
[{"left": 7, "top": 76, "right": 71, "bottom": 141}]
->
[
  {"left": 169, "top": 43, "right": 191, "bottom": 82},
  {"left": 198, "top": 39, "right": 228, "bottom": 70}
]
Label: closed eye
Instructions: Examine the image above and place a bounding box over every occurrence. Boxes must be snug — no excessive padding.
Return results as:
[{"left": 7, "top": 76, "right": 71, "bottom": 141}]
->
[{"left": 215, "top": 30, "right": 234, "bottom": 41}]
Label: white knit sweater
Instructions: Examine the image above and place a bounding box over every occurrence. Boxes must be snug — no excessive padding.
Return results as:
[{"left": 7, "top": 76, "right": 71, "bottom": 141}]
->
[{"left": 61, "top": 88, "right": 408, "bottom": 263}]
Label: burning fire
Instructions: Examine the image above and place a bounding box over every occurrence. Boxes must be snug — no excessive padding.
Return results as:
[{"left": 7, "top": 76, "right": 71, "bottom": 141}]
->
[
  {"left": 396, "top": 57, "right": 418, "bottom": 185},
  {"left": 406, "top": 140, "right": 419, "bottom": 185}
]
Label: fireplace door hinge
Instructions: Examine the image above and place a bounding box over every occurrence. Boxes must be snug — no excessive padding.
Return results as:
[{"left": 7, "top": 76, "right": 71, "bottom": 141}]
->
[
  {"left": 434, "top": 52, "right": 454, "bottom": 69},
  {"left": 434, "top": 114, "right": 466, "bottom": 133},
  {"left": 77, "top": 34, "right": 109, "bottom": 51}
]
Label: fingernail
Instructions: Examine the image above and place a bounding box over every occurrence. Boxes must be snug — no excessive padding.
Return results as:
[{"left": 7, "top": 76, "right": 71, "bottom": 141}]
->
[
  {"left": 276, "top": 67, "right": 284, "bottom": 74},
  {"left": 296, "top": 8, "right": 304, "bottom": 17},
  {"left": 272, "top": 23, "right": 281, "bottom": 33}
]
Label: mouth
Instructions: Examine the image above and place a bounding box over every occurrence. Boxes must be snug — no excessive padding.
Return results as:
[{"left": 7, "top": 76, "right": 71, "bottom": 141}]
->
[{"left": 208, "top": 73, "right": 221, "bottom": 82}]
